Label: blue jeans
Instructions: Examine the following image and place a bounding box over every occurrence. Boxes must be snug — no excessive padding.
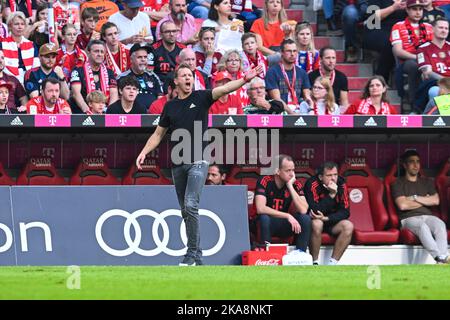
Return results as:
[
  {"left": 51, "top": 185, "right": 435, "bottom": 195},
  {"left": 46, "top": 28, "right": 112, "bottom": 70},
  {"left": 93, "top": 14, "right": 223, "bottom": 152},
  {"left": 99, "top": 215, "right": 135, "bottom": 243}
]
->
[
  {"left": 440, "top": 4, "right": 450, "bottom": 22},
  {"left": 188, "top": 2, "right": 209, "bottom": 19},
  {"left": 258, "top": 213, "right": 312, "bottom": 251},
  {"left": 323, "top": 0, "right": 334, "bottom": 19},
  {"left": 172, "top": 160, "right": 209, "bottom": 260},
  {"left": 342, "top": 4, "right": 365, "bottom": 48}
]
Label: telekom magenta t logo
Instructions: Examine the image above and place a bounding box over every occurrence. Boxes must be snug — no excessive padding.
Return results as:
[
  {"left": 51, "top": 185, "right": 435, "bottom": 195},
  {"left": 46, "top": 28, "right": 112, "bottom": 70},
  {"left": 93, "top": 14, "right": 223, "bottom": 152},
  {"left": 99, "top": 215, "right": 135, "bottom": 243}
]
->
[
  {"left": 49, "top": 116, "right": 57, "bottom": 126},
  {"left": 332, "top": 116, "right": 340, "bottom": 126},
  {"left": 261, "top": 116, "right": 269, "bottom": 126},
  {"left": 302, "top": 148, "right": 315, "bottom": 160},
  {"left": 119, "top": 116, "right": 127, "bottom": 126},
  {"left": 401, "top": 116, "right": 409, "bottom": 127}
]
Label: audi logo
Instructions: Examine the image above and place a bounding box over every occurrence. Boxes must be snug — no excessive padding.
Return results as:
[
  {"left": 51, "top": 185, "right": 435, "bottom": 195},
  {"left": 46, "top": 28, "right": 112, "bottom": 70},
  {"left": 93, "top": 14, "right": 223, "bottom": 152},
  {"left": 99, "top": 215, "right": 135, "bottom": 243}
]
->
[{"left": 95, "top": 209, "right": 226, "bottom": 257}]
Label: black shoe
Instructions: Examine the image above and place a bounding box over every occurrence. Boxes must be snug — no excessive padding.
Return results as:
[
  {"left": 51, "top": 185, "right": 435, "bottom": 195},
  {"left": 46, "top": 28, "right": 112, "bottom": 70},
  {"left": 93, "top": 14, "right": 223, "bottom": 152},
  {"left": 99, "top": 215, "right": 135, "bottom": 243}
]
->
[
  {"left": 179, "top": 256, "right": 196, "bottom": 266},
  {"left": 326, "top": 17, "right": 343, "bottom": 36},
  {"left": 435, "top": 256, "right": 450, "bottom": 264},
  {"left": 195, "top": 258, "right": 204, "bottom": 266},
  {"left": 345, "top": 46, "right": 358, "bottom": 63}
]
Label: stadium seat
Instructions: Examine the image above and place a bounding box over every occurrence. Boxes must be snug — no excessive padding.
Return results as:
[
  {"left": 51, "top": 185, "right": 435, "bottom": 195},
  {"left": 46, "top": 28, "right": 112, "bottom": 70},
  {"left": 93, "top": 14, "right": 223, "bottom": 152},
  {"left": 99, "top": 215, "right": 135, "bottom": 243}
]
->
[
  {"left": 194, "top": 18, "right": 204, "bottom": 32},
  {"left": 435, "top": 158, "right": 450, "bottom": 242},
  {"left": 294, "top": 165, "right": 315, "bottom": 187},
  {"left": 0, "top": 162, "right": 14, "bottom": 185},
  {"left": 122, "top": 158, "right": 171, "bottom": 185},
  {"left": 69, "top": 157, "right": 119, "bottom": 185},
  {"left": 384, "top": 162, "right": 438, "bottom": 244},
  {"left": 16, "top": 157, "right": 66, "bottom": 185},
  {"left": 339, "top": 158, "right": 399, "bottom": 244},
  {"left": 294, "top": 164, "right": 336, "bottom": 244},
  {"left": 225, "top": 164, "right": 262, "bottom": 220}
]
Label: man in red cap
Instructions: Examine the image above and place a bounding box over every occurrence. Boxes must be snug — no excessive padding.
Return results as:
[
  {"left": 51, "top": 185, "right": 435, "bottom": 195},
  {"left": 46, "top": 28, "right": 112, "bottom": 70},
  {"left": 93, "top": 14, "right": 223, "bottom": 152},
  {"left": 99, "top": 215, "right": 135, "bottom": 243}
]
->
[
  {"left": 390, "top": 0, "right": 433, "bottom": 107},
  {"left": 0, "top": 80, "right": 13, "bottom": 114},
  {"left": 210, "top": 71, "right": 243, "bottom": 114}
]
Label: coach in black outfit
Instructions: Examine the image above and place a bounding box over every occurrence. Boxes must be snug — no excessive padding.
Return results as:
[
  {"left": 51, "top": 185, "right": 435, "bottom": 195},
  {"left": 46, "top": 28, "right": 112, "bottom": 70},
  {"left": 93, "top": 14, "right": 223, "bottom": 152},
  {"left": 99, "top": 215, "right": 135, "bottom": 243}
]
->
[
  {"left": 303, "top": 162, "right": 354, "bottom": 265},
  {"left": 255, "top": 154, "right": 311, "bottom": 252},
  {"left": 136, "top": 62, "right": 263, "bottom": 266}
]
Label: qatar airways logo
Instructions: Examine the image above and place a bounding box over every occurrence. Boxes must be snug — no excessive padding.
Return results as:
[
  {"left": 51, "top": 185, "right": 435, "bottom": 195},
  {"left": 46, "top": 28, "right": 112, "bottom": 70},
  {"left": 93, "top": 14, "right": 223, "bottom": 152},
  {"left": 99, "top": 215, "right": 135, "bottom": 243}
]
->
[{"left": 255, "top": 259, "right": 280, "bottom": 266}]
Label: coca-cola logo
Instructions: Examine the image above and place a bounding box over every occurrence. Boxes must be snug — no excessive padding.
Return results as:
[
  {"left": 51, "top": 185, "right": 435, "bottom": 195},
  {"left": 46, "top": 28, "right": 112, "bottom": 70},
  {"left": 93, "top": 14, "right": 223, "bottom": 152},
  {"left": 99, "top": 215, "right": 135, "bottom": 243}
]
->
[{"left": 255, "top": 259, "right": 280, "bottom": 266}]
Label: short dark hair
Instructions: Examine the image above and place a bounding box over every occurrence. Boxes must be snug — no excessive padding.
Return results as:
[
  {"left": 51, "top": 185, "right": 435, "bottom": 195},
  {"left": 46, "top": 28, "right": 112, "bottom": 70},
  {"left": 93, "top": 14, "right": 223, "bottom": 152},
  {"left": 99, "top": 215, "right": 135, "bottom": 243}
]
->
[
  {"left": 42, "top": 77, "right": 61, "bottom": 91},
  {"left": 276, "top": 154, "right": 294, "bottom": 169},
  {"left": 317, "top": 161, "right": 338, "bottom": 175},
  {"left": 280, "top": 39, "right": 296, "bottom": 52},
  {"left": 241, "top": 32, "right": 257, "bottom": 45},
  {"left": 319, "top": 46, "right": 336, "bottom": 59},
  {"left": 432, "top": 17, "right": 449, "bottom": 27},
  {"left": 118, "top": 75, "right": 140, "bottom": 91},
  {"left": 174, "top": 63, "right": 193, "bottom": 78},
  {"left": 86, "top": 39, "right": 105, "bottom": 52},
  {"left": 209, "top": 164, "right": 225, "bottom": 175},
  {"left": 81, "top": 7, "right": 99, "bottom": 22},
  {"left": 400, "top": 150, "right": 420, "bottom": 164},
  {"left": 163, "top": 74, "right": 176, "bottom": 95},
  {"left": 101, "top": 22, "right": 118, "bottom": 40}
]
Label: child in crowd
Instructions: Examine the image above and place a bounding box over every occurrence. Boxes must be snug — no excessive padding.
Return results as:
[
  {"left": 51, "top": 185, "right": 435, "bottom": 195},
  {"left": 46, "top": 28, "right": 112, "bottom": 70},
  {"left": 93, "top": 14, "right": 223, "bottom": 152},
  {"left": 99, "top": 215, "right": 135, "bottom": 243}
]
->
[{"left": 86, "top": 90, "right": 107, "bottom": 115}]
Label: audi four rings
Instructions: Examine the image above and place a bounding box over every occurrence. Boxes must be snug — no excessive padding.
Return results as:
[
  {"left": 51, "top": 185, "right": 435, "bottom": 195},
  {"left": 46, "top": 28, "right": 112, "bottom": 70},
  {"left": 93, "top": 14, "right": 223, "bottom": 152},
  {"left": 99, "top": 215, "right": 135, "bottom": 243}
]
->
[{"left": 95, "top": 209, "right": 226, "bottom": 257}]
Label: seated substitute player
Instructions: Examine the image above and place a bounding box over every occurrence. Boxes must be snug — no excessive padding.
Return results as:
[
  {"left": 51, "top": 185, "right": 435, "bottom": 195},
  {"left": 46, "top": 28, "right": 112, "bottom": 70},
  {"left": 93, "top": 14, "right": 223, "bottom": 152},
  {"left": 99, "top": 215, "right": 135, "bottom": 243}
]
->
[
  {"left": 304, "top": 162, "right": 354, "bottom": 265},
  {"left": 391, "top": 150, "right": 449, "bottom": 264},
  {"left": 254, "top": 154, "right": 312, "bottom": 252}
]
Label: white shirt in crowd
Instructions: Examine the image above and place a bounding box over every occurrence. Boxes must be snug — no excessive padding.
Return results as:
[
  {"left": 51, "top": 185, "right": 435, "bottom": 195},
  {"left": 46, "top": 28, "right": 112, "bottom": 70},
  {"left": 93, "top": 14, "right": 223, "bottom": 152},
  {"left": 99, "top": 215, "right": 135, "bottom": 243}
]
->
[{"left": 108, "top": 11, "right": 152, "bottom": 49}]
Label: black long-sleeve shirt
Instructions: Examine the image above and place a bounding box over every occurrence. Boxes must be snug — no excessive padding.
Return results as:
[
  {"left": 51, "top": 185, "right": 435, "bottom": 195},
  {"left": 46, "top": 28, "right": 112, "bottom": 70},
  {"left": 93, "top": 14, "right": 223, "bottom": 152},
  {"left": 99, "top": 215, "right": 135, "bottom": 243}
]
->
[{"left": 304, "top": 175, "right": 350, "bottom": 224}]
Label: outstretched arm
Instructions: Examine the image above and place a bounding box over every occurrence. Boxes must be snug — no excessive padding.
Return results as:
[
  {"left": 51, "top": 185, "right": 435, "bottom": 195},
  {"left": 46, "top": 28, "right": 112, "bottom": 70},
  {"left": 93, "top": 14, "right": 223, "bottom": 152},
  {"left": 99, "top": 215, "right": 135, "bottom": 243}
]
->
[
  {"left": 212, "top": 65, "right": 263, "bottom": 101},
  {"left": 136, "top": 126, "right": 168, "bottom": 169}
]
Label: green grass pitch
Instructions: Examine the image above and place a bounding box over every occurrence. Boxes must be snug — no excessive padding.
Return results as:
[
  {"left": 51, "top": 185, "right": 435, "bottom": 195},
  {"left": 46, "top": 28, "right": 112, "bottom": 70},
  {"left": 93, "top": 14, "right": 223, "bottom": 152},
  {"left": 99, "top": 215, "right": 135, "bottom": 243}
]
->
[{"left": 1, "top": 265, "right": 449, "bottom": 300}]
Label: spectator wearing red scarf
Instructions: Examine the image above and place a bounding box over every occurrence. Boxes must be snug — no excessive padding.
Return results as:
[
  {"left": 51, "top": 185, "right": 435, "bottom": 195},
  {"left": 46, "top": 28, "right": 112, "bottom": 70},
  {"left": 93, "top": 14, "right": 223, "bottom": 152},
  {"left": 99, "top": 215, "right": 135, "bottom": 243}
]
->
[
  {"left": 345, "top": 76, "right": 398, "bottom": 114},
  {"left": 26, "top": 78, "right": 71, "bottom": 115},
  {"left": 390, "top": 0, "right": 433, "bottom": 106}
]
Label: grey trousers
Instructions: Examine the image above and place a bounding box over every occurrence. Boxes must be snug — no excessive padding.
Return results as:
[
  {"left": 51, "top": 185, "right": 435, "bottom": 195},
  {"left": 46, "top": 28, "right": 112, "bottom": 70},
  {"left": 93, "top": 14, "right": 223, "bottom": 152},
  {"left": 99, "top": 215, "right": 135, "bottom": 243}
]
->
[
  {"left": 172, "top": 160, "right": 209, "bottom": 260},
  {"left": 401, "top": 215, "right": 449, "bottom": 259}
]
